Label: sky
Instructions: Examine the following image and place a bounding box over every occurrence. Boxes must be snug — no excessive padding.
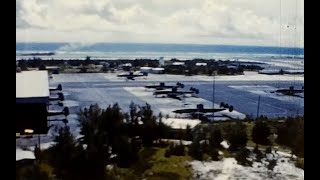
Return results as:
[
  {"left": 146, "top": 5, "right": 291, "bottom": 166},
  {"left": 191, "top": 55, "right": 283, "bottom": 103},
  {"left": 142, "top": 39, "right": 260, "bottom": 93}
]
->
[{"left": 16, "top": 0, "right": 304, "bottom": 47}]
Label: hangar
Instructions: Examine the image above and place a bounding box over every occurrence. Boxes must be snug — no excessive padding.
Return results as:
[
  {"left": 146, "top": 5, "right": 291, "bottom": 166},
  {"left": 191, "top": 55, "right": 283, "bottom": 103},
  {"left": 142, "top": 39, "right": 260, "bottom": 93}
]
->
[{"left": 16, "top": 70, "right": 68, "bottom": 136}]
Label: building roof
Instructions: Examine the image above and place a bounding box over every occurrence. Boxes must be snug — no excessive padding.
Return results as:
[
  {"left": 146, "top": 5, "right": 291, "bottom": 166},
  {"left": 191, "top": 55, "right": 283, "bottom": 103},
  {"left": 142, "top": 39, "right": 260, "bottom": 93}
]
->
[
  {"left": 162, "top": 118, "right": 201, "bottom": 129},
  {"left": 172, "top": 62, "right": 185, "bottom": 66},
  {"left": 45, "top": 66, "right": 60, "bottom": 70},
  {"left": 152, "top": 67, "right": 165, "bottom": 71},
  {"left": 16, "top": 71, "right": 50, "bottom": 103},
  {"left": 140, "top": 67, "right": 152, "bottom": 70},
  {"left": 227, "top": 65, "right": 238, "bottom": 69},
  {"left": 196, "top": 63, "right": 207, "bottom": 66}
]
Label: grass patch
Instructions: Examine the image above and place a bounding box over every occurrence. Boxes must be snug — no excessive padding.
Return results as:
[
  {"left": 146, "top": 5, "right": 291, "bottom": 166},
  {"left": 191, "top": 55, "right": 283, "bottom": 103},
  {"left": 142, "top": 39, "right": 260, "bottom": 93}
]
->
[
  {"left": 131, "top": 147, "right": 192, "bottom": 180},
  {"left": 221, "top": 149, "right": 233, "bottom": 158},
  {"left": 202, "top": 153, "right": 211, "bottom": 161},
  {"left": 106, "top": 168, "right": 140, "bottom": 180},
  {"left": 16, "top": 160, "right": 55, "bottom": 180}
]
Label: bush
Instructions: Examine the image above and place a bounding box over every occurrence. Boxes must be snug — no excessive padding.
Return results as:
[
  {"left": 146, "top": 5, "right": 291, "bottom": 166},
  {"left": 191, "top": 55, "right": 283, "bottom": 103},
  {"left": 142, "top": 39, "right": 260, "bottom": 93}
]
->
[
  {"left": 224, "top": 122, "right": 248, "bottom": 151},
  {"left": 210, "top": 148, "right": 220, "bottom": 161},
  {"left": 253, "top": 146, "right": 264, "bottom": 162},
  {"left": 253, "top": 145, "right": 259, "bottom": 154},
  {"left": 106, "top": 167, "right": 140, "bottom": 180},
  {"left": 167, "top": 142, "right": 185, "bottom": 156},
  {"left": 252, "top": 120, "right": 272, "bottom": 146},
  {"left": 265, "top": 146, "right": 272, "bottom": 154},
  {"left": 16, "top": 161, "right": 54, "bottom": 180},
  {"left": 164, "top": 149, "right": 171, "bottom": 158},
  {"left": 189, "top": 138, "right": 203, "bottom": 161},
  {"left": 235, "top": 148, "right": 252, "bottom": 166},
  {"left": 276, "top": 117, "right": 304, "bottom": 158},
  {"left": 267, "top": 159, "right": 277, "bottom": 171},
  {"left": 295, "top": 158, "right": 304, "bottom": 170}
]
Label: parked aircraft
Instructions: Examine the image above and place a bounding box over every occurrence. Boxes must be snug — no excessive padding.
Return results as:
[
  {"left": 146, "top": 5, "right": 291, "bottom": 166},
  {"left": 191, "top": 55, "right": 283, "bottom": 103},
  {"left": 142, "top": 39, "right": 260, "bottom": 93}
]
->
[
  {"left": 49, "top": 84, "right": 62, "bottom": 92},
  {"left": 153, "top": 87, "right": 199, "bottom": 100},
  {"left": 270, "top": 86, "right": 304, "bottom": 98},
  {"left": 117, "top": 71, "right": 148, "bottom": 80},
  {"left": 145, "top": 82, "right": 184, "bottom": 90}
]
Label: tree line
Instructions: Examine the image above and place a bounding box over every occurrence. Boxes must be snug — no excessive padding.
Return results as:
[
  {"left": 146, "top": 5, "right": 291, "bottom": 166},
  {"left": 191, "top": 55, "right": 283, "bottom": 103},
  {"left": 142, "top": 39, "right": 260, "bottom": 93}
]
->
[{"left": 16, "top": 103, "right": 304, "bottom": 179}]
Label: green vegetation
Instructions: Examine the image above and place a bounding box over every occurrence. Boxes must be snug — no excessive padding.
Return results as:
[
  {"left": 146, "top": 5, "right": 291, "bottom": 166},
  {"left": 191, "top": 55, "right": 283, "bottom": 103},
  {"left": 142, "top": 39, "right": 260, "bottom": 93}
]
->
[
  {"left": 252, "top": 120, "right": 272, "bottom": 147},
  {"left": 16, "top": 160, "right": 55, "bottom": 180},
  {"left": 219, "top": 122, "right": 248, "bottom": 151},
  {"left": 16, "top": 103, "right": 304, "bottom": 179},
  {"left": 16, "top": 58, "right": 263, "bottom": 75},
  {"left": 235, "top": 148, "right": 252, "bottom": 166},
  {"left": 132, "top": 148, "right": 192, "bottom": 180},
  {"left": 275, "top": 116, "right": 304, "bottom": 157},
  {"left": 295, "top": 158, "right": 304, "bottom": 170}
]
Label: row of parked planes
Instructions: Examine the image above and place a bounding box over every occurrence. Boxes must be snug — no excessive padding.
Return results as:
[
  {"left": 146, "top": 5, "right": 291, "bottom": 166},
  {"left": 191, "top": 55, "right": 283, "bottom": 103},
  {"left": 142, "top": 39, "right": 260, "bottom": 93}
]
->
[
  {"left": 47, "top": 84, "right": 69, "bottom": 124},
  {"left": 143, "top": 81, "right": 304, "bottom": 120},
  {"left": 117, "top": 71, "right": 304, "bottom": 98},
  {"left": 144, "top": 82, "right": 235, "bottom": 120},
  {"left": 48, "top": 82, "right": 303, "bottom": 123}
]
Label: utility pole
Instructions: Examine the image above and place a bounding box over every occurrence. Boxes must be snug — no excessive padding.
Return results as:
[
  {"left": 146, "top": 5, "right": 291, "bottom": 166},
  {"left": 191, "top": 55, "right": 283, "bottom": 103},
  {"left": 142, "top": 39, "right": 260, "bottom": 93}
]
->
[
  {"left": 212, "top": 72, "right": 215, "bottom": 121},
  {"left": 38, "top": 134, "right": 41, "bottom": 149},
  {"left": 256, "top": 96, "right": 261, "bottom": 119}
]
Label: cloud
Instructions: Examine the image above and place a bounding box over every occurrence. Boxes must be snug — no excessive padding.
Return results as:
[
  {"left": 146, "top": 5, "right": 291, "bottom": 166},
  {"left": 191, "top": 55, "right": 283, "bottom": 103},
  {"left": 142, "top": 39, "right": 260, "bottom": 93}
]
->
[
  {"left": 16, "top": 0, "right": 30, "bottom": 28},
  {"left": 16, "top": 0, "right": 304, "bottom": 47}
]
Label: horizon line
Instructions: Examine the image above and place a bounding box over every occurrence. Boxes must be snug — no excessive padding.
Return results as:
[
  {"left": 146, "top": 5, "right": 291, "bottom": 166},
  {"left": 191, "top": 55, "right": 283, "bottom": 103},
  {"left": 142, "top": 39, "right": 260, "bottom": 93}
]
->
[{"left": 16, "top": 42, "right": 304, "bottom": 49}]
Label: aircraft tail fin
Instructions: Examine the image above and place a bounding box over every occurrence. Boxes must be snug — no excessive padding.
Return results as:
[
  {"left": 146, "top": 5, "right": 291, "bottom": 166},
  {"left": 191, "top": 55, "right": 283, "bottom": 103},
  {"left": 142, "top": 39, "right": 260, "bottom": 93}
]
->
[{"left": 63, "top": 107, "right": 70, "bottom": 116}]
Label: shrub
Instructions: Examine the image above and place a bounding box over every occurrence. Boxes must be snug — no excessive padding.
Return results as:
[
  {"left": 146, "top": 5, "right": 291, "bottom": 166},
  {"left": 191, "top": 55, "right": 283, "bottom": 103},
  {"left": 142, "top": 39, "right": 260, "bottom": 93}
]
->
[{"left": 295, "top": 158, "right": 304, "bottom": 170}]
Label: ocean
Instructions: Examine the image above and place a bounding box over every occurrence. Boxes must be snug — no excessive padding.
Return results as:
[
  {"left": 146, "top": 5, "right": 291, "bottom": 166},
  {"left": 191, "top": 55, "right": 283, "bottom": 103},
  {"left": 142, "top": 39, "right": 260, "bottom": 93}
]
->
[{"left": 16, "top": 42, "right": 304, "bottom": 69}]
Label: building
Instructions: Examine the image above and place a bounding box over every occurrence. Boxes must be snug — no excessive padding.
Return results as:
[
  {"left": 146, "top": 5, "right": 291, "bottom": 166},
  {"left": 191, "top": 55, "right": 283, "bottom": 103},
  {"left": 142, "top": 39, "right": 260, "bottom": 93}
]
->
[
  {"left": 140, "top": 67, "right": 153, "bottom": 73},
  {"left": 45, "top": 66, "right": 60, "bottom": 74},
  {"left": 16, "top": 71, "right": 50, "bottom": 135},
  {"left": 172, "top": 62, "right": 185, "bottom": 66},
  {"left": 162, "top": 118, "right": 201, "bottom": 139},
  {"left": 16, "top": 70, "right": 68, "bottom": 136},
  {"left": 151, "top": 67, "right": 165, "bottom": 74},
  {"left": 162, "top": 118, "right": 201, "bottom": 130},
  {"left": 195, "top": 62, "right": 207, "bottom": 66},
  {"left": 140, "top": 67, "right": 165, "bottom": 74}
]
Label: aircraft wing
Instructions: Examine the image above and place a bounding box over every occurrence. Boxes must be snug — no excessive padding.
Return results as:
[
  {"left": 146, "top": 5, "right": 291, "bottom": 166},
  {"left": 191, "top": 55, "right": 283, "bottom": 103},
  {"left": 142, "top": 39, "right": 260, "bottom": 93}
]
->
[
  {"left": 117, "top": 74, "right": 127, "bottom": 77},
  {"left": 153, "top": 90, "right": 172, "bottom": 95},
  {"left": 145, "top": 85, "right": 174, "bottom": 89},
  {"left": 133, "top": 74, "right": 144, "bottom": 77},
  {"left": 290, "top": 94, "right": 304, "bottom": 98},
  {"left": 167, "top": 93, "right": 183, "bottom": 100},
  {"left": 173, "top": 108, "right": 226, "bottom": 114},
  {"left": 199, "top": 108, "right": 226, "bottom": 113},
  {"left": 180, "top": 91, "right": 195, "bottom": 94},
  {"left": 172, "top": 109, "right": 199, "bottom": 113}
]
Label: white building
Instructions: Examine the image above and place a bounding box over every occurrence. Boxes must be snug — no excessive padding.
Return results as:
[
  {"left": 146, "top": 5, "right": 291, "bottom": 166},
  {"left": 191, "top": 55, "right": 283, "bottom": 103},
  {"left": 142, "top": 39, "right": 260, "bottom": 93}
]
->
[
  {"left": 196, "top": 63, "right": 207, "bottom": 66},
  {"left": 16, "top": 71, "right": 50, "bottom": 135},
  {"left": 162, "top": 118, "right": 201, "bottom": 130},
  {"left": 172, "top": 62, "right": 185, "bottom": 66},
  {"left": 140, "top": 67, "right": 153, "bottom": 73},
  {"left": 151, "top": 67, "right": 165, "bottom": 74}
]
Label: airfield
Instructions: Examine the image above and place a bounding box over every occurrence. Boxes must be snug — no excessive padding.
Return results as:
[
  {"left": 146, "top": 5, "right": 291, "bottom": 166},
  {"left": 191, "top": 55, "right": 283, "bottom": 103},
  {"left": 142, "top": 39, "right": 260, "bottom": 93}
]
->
[
  {"left": 47, "top": 71, "right": 304, "bottom": 135},
  {"left": 16, "top": 71, "right": 304, "bottom": 160}
]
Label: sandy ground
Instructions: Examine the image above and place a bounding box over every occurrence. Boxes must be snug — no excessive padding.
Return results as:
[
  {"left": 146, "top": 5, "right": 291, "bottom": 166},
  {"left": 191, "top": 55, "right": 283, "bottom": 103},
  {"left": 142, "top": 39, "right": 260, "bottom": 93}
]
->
[{"left": 190, "top": 155, "right": 304, "bottom": 180}]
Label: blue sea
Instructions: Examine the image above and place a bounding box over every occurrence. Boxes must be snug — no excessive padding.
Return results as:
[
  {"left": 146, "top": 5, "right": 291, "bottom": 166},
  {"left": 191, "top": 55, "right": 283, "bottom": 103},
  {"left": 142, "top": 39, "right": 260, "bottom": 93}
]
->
[{"left": 16, "top": 42, "right": 304, "bottom": 69}]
